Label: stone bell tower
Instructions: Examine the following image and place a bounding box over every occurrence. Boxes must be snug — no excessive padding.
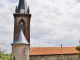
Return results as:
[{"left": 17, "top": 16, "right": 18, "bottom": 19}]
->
[{"left": 13, "top": 0, "right": 31, "bottom": 44}]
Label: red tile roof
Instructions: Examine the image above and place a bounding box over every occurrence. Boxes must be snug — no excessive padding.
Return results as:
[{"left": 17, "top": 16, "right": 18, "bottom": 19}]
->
[{"left": 29, "top": 47, "right": 78, "bottom": 55}]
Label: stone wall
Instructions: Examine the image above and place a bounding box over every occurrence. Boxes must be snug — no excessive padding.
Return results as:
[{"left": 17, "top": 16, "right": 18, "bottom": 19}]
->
[
  {"left": 12, "top": 44, "right": 29, "bottom": 60},
  {"left": 13, "top": 14, "right": 31, "bottom": 44},
  {"left": 30, "top": 54, "right": 80, "bottom": 60}
]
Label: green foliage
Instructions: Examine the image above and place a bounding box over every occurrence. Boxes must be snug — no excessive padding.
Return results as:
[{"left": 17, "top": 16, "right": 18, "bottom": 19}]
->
[
  {"left": 79, "top": 40, "right": 80, "bottom": 44},
  {"left": 0, "top": 47, "right": 12, "bottom": 60},
  {"left": 75, "top": 40, "right": 80, "bottom": 58},
  {"left": 78, "top": 51, "right": 80, "bottom": 58},
  {"left": 75, "top": 45, "right": 80, "bottom": 51}
]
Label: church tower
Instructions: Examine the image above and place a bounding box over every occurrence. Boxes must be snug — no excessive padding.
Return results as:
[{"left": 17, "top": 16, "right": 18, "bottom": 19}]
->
[{"left": 13, "top": 0, "right": 31, "bottom": 44}]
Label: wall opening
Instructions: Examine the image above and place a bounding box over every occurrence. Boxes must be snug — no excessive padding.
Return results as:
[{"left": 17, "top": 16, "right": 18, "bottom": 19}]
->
[
  {"left": 13, "top": 57, "right": 15, "bottom": 60},
  {"left": 19, "top": 19, "right": 25, "bottom": 34}
]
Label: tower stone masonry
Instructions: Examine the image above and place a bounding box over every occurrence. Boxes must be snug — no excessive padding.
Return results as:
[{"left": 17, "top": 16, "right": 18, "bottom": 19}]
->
[{"left": 13, "top": 14, "right": 31, "bottom": 44}]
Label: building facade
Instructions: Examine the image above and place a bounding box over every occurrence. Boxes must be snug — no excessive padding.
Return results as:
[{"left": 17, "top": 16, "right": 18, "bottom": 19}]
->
[
  {"left": 30, "top": 54, "right": 79, "bottom": 60},
  {"left": 29, "top": 47, "right": 79, "bottom": 60}
]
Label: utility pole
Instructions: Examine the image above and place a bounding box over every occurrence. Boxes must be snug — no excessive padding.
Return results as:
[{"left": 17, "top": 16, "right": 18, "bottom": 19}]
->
[{"left": 61, "top": 44, "right": 62, "bottom": 60}]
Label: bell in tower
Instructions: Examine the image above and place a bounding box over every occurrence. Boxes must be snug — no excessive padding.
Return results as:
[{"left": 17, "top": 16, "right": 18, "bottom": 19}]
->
[{"left": 13, "top": 0, "right": 31, "bottom": 44}]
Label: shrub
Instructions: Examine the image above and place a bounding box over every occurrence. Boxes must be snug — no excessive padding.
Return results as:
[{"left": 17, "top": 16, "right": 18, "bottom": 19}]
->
[{"left": 0, "top": 47, "right": 12, "bottom": 60}]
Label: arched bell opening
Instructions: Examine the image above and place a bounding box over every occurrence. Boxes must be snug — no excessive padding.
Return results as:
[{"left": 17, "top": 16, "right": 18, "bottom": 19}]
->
[{"left": 19, "top": 19, "right": 25, "bottom": 34}]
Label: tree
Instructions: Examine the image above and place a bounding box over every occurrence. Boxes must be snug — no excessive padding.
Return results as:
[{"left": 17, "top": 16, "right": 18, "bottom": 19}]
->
[
  {"left": 0, "top": 47, "right": 12, "bottom": 60},
  {"left": 75, "top": 40, "right": 80, "bottom": 58}
]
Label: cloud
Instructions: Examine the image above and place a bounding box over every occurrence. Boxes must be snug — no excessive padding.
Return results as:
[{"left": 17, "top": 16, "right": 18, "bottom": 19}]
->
[
  {"left": 29, "top": 0, "right": 80, "bottom": 47},
  {"left": 0, "top": 0, "right": 18, "bottom": 53}
]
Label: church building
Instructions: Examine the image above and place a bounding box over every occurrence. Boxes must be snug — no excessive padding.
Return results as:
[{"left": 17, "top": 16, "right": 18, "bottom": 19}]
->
[{"left": 11, "top": 0, "right": 79, "bottom": 60}]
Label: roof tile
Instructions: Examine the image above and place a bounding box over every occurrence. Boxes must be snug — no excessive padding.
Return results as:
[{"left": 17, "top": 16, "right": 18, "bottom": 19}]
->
[{"left": 29, "top": 47, "right": 78, "bottom": 55}]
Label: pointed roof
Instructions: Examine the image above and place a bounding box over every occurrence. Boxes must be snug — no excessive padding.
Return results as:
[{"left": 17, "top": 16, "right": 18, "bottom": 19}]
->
[
  {"left": 12, "top": 30, "right": 29, "bottom": 45},
  {"left": 18, "top": 0, "right": 27, "bottom": 14}
]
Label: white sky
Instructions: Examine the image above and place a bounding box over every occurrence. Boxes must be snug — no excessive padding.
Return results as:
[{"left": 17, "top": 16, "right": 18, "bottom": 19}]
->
[{"left": 0, "top": 0, "right": 80, "bottom": 53}]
